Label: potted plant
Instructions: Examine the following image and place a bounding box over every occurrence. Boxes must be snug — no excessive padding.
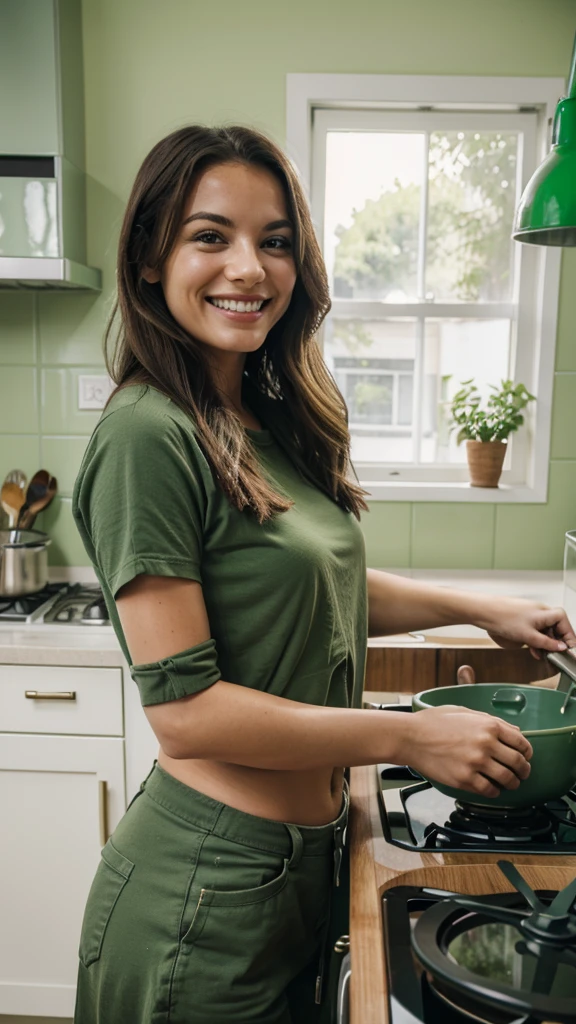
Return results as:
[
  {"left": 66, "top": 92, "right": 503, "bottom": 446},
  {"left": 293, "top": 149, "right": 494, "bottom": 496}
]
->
[{"left": 449, "top": 379, "right": 536, "bottom": 488}]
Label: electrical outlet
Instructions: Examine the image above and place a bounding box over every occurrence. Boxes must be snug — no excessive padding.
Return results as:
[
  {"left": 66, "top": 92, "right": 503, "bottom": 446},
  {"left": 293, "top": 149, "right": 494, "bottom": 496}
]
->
[{"left": 78, "top": 375, "right": 115, "bottom": 410}]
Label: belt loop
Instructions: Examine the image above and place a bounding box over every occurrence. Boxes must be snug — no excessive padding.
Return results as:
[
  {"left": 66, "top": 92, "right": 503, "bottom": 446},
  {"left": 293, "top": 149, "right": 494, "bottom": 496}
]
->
[{"left": 285, "top": 823, "right": 303, "bottom": 870}]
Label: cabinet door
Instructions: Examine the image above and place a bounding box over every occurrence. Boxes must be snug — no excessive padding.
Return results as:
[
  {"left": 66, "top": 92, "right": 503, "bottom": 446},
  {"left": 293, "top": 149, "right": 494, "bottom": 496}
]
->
[
  {"left": 364, "top": 646, "right": 437, "bottom": 692},
  {"left": 436, "top": 647, "right": 558, "bottom": 688},
  {"left": 0, "top": 734, "right": 125, "bottom": 1018}
]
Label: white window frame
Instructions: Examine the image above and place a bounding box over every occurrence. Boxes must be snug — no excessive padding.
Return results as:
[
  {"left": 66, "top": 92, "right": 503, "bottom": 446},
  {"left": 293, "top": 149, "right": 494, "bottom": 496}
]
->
[{"left": 286, "top": 74, "right": 565, "bottom": 502}]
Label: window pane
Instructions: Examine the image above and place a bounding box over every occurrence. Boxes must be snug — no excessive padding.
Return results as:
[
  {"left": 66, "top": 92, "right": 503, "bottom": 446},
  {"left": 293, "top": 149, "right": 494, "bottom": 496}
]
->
[
  {"left": 426, "top": 131, "right": 519, "bottom": 302},
  {"left": 398, "top": 374, "right": 414, "bottom": 425},
  {"left": 324, "top": 132, "right": 425, "bottom": 301},
  {"left": 346, "top": 374, "right": 394, "bottom": 423},
  {"left": 421, "top": 319, "right": 512, "bottom": 463},
  {"left": 325, "top": 318, "right": 417, "bottom": 463}
]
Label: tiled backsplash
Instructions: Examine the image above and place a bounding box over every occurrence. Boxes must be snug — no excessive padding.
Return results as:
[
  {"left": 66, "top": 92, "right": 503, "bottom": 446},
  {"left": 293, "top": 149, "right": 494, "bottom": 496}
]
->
[{"left": 0, "top": 291, "right": 103, "bottom": 566}]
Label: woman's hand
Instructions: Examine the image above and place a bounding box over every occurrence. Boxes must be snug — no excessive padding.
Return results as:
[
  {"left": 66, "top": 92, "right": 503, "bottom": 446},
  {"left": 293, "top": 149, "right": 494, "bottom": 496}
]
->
[
  {"left": 474, "top": 595, "right": 576, "bottom": 659},
  {"left": 409, "top": 705, "right": 533, "bottom": 799}
]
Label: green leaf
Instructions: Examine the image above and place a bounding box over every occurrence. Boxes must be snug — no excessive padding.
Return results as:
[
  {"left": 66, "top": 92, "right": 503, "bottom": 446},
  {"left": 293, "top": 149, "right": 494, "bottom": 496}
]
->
[{"left": 447, "top": 377, "right": 535, "bottom": 444}]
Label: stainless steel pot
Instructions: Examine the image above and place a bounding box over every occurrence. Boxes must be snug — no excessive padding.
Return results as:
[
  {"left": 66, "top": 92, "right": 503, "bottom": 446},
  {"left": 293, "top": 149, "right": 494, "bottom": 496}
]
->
[{"left": 0, "top": 529, "right": 51, "bottom": 598}]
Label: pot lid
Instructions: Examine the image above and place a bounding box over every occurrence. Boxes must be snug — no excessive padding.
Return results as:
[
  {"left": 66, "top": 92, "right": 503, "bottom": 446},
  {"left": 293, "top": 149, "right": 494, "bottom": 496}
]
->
[
  {"left": 411, "top": 860, "right": 576, "bottom": 1023},
  {"left": 0, "top": 529, "right": 51, "bottom": 548}
]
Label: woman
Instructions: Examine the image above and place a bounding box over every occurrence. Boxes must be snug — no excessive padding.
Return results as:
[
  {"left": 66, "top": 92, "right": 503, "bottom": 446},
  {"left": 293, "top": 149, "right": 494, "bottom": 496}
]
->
[{"left": 72, "top": 124, "right": 574, "bottom": 1024}]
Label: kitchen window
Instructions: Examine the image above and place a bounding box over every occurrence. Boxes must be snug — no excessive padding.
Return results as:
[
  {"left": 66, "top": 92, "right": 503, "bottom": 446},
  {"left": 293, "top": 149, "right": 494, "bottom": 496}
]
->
[{"left": 287, "top": 74, "right": 564, "bottom": 501}]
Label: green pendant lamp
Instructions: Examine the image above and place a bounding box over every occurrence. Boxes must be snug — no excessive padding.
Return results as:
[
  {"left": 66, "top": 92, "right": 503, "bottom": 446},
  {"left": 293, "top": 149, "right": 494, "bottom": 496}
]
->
[{"left": 513, "top": 32, "right": 576, "bottom": 246}]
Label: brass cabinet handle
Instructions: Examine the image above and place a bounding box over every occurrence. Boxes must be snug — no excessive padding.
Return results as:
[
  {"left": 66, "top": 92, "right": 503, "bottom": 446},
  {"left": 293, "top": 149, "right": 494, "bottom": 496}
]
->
[
  {"left": 98, "top": 780, "right": 109, "bottom": 847},
  {"left": 25, "top": 690, "right": 77, "bottom": 701}
]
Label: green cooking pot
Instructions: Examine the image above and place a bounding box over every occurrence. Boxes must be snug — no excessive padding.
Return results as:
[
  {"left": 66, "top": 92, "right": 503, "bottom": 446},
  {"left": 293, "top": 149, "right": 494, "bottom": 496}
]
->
[{"left": 412, "top": 651, "right": 576, "bottom": 808}]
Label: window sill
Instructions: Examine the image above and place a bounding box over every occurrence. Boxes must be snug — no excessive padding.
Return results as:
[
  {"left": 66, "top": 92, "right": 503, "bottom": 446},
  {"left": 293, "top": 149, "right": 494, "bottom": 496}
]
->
[{"left": 362, "top": 480, "right": 547, "bottom": 503}]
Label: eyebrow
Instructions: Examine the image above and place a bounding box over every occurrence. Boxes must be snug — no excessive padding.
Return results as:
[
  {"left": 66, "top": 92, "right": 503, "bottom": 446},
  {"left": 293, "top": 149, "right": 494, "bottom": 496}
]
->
[{"left": 182, "top": 211, "right": 293, "bottom": 231}]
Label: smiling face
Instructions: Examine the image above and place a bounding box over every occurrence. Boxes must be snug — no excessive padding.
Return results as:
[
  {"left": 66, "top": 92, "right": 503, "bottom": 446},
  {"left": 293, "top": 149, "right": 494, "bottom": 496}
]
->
[{"left": 144, "top": 161, "right": 298, "bottom": 380}]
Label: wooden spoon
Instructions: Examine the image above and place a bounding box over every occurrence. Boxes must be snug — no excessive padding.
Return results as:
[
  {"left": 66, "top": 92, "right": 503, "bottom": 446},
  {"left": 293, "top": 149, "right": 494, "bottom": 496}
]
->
[
  {"left": 1, "top": 480, "right": 26, "bottom": 528},
  {"left": 0, "top": 470, "right": 27, "bottom": 529},
  {"left": 17, "top": 472, "right": 58, "bottom": 530},
  {"left": 6, "top": 469, "right": 27, "bottom": 492}
]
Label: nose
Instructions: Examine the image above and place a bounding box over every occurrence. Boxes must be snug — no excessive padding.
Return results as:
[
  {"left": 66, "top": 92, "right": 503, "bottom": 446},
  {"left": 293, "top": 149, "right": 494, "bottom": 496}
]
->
[{"left": 223, "top": 239, "right": 266, "bottom": 286}]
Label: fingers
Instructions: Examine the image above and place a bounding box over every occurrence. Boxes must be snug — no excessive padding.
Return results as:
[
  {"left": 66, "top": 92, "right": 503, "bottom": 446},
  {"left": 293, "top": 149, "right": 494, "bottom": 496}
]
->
[
  {"left": 494, "top": 718, "right": 533, "bottom": 760},
  {"left": 483, "top": 598, "right": 576, "bottom": 653},
  {"left": 470, "top": 775, "right": 501, "bottom": 799},
  {"left": 529, "top": 608, "right": 576, "bottom": 652},
  {"left": 449, "top": 714, "right": 532, "bottom": 795},
  {"left": 526, "top": 628, "right": 567, "bottom": 653},
  {"left": 483, "top": 759, "right": 525, "bottom": 792},
  {"left": 541, "top": 607, "right": 576, "bottom": 648},
  {"left": 409, "top": 706, "right": 534, "bottom": 802},
  {"left": 492, "top": 739, "right": 532, "bottom": 778}
]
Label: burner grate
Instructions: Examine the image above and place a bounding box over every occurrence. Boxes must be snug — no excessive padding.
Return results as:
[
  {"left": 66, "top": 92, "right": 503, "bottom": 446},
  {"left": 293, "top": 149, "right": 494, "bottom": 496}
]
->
[
  {"left": 383, "top": 883, "right": 574, "bottom": 1024},
  {"left": 378, "top": 766, "right": 576, "bottom": 854},
  {"left": 42, "top": 583, "right": 109, "bottom": 626},
  {"left": 435, "top": 800, "right": 557, "bottom": 846},
  {"left": 0, "top": 582, "right": 69, "bottom": 621}
]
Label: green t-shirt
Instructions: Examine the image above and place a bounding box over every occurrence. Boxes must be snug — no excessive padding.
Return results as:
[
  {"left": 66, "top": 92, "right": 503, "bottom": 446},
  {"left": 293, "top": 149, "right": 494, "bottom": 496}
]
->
[{"left": 72, "top": 384, "right": 368, "bottom": 709}]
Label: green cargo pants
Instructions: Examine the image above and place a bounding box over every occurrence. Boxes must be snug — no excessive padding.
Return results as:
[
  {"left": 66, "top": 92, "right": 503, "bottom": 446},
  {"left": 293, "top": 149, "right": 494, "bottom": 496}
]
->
[{"left": 74, "top": 762, "right": 350, "bottom": 1024}]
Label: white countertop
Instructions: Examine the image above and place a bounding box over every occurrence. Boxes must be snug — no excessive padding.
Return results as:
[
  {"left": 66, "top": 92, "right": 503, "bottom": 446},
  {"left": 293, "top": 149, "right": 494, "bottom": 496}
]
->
[
  {"left": 0, "top": 569, "right": 566, "bottom": 665},
  {"left": 0, "top": 622, "right": 122, "bottom": 666}
]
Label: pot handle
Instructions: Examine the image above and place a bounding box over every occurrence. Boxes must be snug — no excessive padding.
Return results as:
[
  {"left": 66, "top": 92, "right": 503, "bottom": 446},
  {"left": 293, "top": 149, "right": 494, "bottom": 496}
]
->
[
  {"left": 547, "top": 650, "right": 576, "bottom": 686},
  {"left": 491, "top": 688, "right": 527, "bottom": 715}
]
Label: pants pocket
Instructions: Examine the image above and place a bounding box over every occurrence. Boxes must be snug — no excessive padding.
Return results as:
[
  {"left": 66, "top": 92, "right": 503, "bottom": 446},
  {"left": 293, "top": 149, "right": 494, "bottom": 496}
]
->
[
  {"left": 79, "top": 839, "right": 134, "bottom": 968},
  {"left": 183, "top": 856, "right": 290, "bottom": 945},
  {"left": 170, "top": 852, "right": 329, "bottom": 1023}
]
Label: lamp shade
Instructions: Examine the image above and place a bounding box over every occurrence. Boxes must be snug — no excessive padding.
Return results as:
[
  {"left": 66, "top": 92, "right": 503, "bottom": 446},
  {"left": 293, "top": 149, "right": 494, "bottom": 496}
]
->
[{"left": 513, "top": 33, "right": 576, "bottom": 246}]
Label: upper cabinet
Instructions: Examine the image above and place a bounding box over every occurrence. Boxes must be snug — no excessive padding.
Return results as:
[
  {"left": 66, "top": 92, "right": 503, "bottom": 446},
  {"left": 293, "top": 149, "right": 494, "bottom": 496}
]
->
[
  {"left": 0, "top": 0, "right": 84, "bottom": 163},
  {"left": 0, "top": 0, "right": 100, "bottom": 290}
]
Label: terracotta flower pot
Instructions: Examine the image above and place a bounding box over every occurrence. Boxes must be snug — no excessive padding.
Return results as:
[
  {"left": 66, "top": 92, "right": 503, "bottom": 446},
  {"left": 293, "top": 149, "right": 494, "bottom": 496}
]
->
[{"left": 465, "top": 440, "right": 507, "bottom": 488}]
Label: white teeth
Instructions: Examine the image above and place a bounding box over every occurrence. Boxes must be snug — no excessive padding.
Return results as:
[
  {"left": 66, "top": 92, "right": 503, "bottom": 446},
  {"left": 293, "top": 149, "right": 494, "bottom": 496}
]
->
[{"left": 209, "top": 298, "right": 264, "bottom": 312}]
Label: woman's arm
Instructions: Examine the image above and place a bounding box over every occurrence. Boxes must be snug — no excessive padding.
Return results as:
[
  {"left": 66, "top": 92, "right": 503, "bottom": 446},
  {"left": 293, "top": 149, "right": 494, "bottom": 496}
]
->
[
  {"left": 367, "top": 567, "right": 576, "bottom": 654},
  {"left": 117, "top": 575, "right": 533, "bottom": 799}
]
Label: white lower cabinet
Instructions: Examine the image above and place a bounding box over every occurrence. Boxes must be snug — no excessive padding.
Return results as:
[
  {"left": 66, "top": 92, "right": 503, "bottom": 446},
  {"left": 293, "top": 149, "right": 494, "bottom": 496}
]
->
[{"left": 0, "top": 733, "right": 126, "bottom": 1018}]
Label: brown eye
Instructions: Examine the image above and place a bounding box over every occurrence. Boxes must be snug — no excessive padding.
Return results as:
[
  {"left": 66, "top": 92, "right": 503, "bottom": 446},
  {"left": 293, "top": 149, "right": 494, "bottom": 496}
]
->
[
  {"left": 265, "top": 237, "right": 292, "bottom": 250},
  {"left": 193, "top": 231, "right": 223, "bottom": 243}
]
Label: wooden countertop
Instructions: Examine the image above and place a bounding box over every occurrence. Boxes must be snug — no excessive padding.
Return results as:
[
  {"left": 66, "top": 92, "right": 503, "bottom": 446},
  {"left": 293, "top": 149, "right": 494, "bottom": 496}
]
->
[{"left": 348, "top": 690, "right": 576, "bottom": 1024}]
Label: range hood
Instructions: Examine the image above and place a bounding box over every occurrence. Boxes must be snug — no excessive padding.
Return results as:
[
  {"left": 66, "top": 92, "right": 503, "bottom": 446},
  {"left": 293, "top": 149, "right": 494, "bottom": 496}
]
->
[{"left": 0, "top": 0, "right": 101, "bottom": 291}]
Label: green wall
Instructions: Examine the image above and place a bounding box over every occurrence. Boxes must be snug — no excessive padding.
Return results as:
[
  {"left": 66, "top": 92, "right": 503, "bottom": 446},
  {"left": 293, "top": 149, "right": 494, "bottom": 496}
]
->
[{"left": 0, "top": 0, "right": 575, "bottom": 569}]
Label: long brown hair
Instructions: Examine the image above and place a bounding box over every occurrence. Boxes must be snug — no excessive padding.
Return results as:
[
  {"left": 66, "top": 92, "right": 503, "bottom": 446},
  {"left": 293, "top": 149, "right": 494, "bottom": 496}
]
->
[{"left": 106, "top": 124, "right": 369, "bottom": 521}]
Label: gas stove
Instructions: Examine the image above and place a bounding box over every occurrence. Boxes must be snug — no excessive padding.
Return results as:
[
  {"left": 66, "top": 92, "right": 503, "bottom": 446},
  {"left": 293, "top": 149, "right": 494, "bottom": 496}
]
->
[
  {"left": 374, "top": 702, "right": 576, "bottom": 856},
  {"left": 382, "top": 860, "right": 576, "bottom": 1023},
  {"left": 0, "top": 582, "right": 110, "bottom": 626},
  {"left": 378, "top": 766, "right": 576, "bottom": 855},
  {"left": 348, "top": 699, "right": 576, "bottom": 1024}
]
